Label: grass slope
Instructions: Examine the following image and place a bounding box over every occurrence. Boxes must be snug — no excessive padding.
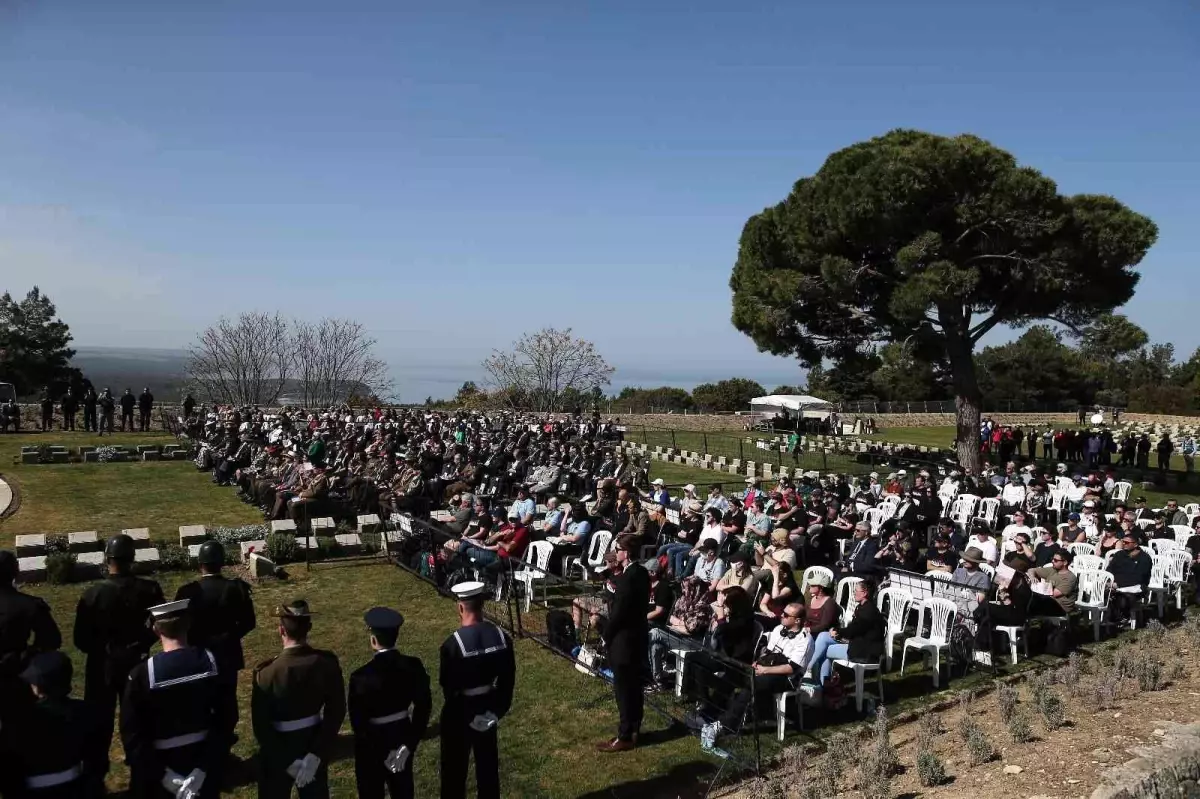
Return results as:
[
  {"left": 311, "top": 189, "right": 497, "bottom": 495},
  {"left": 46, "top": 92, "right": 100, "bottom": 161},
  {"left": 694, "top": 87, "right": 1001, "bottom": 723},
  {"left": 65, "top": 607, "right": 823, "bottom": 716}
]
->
[
  {"left": 29, "top": 564, "right": 716, "bottom": 799},
  {"left": 0, "top": 433, "right": 262, "bottom": 546}
]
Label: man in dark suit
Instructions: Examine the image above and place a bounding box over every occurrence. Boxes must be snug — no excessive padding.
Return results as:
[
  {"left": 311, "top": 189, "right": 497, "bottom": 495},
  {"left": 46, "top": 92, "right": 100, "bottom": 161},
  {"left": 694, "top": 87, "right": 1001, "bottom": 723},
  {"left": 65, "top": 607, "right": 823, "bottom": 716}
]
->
[
  {"left": 838, "top": 521, "right": 880, "bottom": 579},
  {"left": 597, "top": 533, "right": 650, "bottom": 753}
]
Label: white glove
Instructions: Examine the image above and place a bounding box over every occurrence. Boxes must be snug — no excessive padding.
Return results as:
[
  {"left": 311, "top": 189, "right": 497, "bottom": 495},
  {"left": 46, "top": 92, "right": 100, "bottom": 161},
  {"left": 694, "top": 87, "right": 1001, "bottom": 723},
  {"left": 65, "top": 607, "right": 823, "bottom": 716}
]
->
[
  {"left": 162, "top": 769, "right": 186, "bottom": 796},
  {"left": 469, "top": 712, "right": 499, "bottom": 732},
  {"left": 288, "top": 753, "right": 321, "bottom": 788},
  {"left": 179, "top": 769, "right": 206, "bottom": 799},
  {"left": 384, "top": 745, "right": 411, "bottom": 774}
]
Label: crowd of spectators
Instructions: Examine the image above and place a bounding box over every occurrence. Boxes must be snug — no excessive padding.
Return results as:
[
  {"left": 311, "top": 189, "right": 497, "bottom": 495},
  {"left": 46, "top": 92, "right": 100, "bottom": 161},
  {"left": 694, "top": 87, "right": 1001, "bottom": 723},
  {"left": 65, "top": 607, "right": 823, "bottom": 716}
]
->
[{"left": 181, "top": 407, "right": 1200, "bottom": 748}]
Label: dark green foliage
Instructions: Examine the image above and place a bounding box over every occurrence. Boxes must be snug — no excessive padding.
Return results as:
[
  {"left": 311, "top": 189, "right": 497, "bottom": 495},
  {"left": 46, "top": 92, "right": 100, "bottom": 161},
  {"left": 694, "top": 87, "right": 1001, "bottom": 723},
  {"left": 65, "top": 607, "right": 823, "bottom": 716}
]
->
[
  {"left": 0, "top": 287, "right": 81, "bottom": 395},
  {"left": 264, "top": 533, "right": 298, "bottom": 564},
  {"left": 1007, "top": 711, "right": 1034, "bottom": 743},
  {"left": 158, "top": 544, "right": 193, "bottom": 572},
  {"left": 45, "top": 552, "right": 78, "bottom": 584},
  {"left": 691, "top": 379, "right": 766, "bottom": 411},
  {"left": 44, "top": 534, "right": 69, "bottom": 555},
  {"left": 729, "top": 129, "right": 1158, "bottom": 469}
]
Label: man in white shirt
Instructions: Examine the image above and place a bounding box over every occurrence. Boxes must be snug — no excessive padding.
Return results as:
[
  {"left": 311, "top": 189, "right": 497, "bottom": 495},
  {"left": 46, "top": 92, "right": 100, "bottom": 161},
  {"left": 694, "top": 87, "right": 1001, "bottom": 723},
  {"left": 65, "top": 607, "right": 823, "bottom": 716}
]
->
[
  {"left": 508, "top": 486, "right": 536, "bottom": 526},
  {"left": 704, "top": 601, "right": 808, "bottom": 746},
  {"left": 1000, "top": 510, "right": 1033, "bottom": 543},
  {"left": 967, "top": 520, "right": 1000, "bottom": 566}
]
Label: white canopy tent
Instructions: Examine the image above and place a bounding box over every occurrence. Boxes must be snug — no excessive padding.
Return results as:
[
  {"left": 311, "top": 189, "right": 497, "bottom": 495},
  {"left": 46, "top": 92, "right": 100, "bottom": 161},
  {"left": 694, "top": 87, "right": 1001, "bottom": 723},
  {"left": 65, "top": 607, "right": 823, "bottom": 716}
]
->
[{"left": 749, "top": 394, "right": 835, "bottom": 415}]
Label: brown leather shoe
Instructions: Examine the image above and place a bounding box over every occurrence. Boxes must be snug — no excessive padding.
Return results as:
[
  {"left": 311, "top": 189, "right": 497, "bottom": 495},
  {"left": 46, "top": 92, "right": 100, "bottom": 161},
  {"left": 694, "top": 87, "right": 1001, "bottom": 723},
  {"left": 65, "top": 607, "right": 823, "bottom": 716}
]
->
[{"left": 596, "top": 738, "right": 636, "bottom": 753}]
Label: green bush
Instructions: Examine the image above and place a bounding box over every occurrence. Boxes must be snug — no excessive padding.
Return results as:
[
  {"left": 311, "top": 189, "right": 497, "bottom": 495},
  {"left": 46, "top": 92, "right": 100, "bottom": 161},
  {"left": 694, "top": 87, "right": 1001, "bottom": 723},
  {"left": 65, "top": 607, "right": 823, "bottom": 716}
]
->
[
  {"left": 965, "top": 722, "right": 995, "bottom": 765},
  {"left": 1037, "top": 691, "right": 1066, "bottom": 730},
  {"left": 45, "top": 552, "right": 78, "bottom": 584},
  {"left": 916, "top": 749, "right": 947, "bottom": 787},
  {"left": 158, "top": 544, "right": 193, "bottom": 572},
  {"left": 315, "top": 537, "right": 342, "bottom": 561},
  {"left": 265, "top": 533, "right": 298, "bottom": 564},
  {"left": 1007, "top": 711, "right": 1033, "bottom": 743},
  {"left": 995, "top": 682, "right": 1018, "bottom": 721},
  {"left": 1135, "top": 656, "right": 1164, "bottom": 692},
  {"left": 36, "top": 444, "right": 54, "bottom": 464}
]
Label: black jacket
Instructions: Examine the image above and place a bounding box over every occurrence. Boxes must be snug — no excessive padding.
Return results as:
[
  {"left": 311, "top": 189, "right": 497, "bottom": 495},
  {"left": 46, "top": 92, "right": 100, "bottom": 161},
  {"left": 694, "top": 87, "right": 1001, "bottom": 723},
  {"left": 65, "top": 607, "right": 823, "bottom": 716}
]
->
[
  {"left": 348, "top": 649, "right": 432, "bottom": 753},
  {"left": 840, "top": 599, "right": 885, "bottom": 663},
  {"left": 603, "top": 562, "right": 650, "bottom": 667},
  {"left": 174, "top": 574, "right": 256, "bottom": 672},
  {"left": 846, "top": 536, "right": 881, "bottom": 576},
  {"left": 0, "top": 586, "right": 62, "bottom": 679},
  {"left": 1107, "top": 548, "right": 1153, "bottom": 590}
]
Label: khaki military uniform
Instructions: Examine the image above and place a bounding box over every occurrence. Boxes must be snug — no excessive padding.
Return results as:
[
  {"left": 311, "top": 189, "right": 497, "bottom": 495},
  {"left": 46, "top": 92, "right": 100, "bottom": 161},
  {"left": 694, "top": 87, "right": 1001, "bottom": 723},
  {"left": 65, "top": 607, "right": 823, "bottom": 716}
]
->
[{"left": 251, "top": 645, "right": 345, "bottom": 799}]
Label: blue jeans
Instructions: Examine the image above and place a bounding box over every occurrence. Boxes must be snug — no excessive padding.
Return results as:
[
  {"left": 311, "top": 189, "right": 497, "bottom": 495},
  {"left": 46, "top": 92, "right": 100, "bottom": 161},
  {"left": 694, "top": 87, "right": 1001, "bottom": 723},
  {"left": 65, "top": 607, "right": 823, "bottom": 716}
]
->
[
  {"left": 463, "top": 543, "right": 499, "bottom": 568},
  {"left": 659, "top": 543, "right": 691, "bottom": 576},
  {"left": 806, "top": 631, "right": 849, "bottom": 683}
]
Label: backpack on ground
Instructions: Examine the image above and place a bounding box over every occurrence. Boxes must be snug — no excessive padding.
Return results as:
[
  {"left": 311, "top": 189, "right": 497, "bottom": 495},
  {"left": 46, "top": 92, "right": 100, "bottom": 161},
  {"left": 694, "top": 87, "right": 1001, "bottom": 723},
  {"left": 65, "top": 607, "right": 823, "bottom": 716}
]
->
[
  {"left": 546, "top": 609, "right": 578, "bottom": 655},
  {"left": 1045, "top": 622, "right": 1071, "bottom": 657}
]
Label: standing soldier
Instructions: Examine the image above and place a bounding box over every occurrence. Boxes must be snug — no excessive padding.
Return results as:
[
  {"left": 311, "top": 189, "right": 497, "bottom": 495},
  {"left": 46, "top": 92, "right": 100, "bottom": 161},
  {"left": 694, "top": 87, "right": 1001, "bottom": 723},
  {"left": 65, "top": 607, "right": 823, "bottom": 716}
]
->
[
  {"left": 252, "top": 600, "right": 346, "bottom": 799},
  {"left": 120, "top": 388, "right": 137, "bottom": 432},
  {"left": 439, "top": 582, "right": 516, "bottom": 799},
  {"left": 98, "top": 388, "right": 116, "bottom": 435},
  {"left": 138, "top": 386, "right": 155, "bottom": 432},
  {"left": 82, "top": 386, "right": 99, "bottom": 432},
  {"left": 120, "top": 600, "right": 236, "bottom": 799},
  {"left": 61, "top": 387, "right": 78, "bottom": 432},
  {"left": 348, "top": 607, "right": 432, "bottom": 799},
  {"left": 0, "top": 651, "right": 105, "bottom": 799},
  {"left": 73, "top": 534, "right": 165, "bottom": 777},
  {"left": 0, "top": 550, "right": 62, "bottom": 731},
  {"left": 174, "top": 541, "right": 256, "bottom": 728},
  {"left": 39, "top": 386, "right": 54, "bottom": 431}
]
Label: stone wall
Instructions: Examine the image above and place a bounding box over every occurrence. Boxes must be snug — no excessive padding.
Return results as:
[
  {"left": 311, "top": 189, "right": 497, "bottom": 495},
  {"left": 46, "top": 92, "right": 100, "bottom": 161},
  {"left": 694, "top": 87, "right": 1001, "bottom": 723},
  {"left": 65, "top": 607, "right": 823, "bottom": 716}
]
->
[
  {"left": 619, "top": 411, "right": 1200, "bottom": 432},
  {"left": 1091, "top": 721, "right": 1200, "bottom": 799}
]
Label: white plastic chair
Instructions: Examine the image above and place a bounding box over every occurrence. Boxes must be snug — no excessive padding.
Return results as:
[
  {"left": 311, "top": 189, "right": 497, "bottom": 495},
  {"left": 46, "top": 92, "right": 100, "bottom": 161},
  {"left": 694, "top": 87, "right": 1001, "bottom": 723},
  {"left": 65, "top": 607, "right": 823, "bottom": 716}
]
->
[
  {"left": 862, "top": 507, "right": 887, "bottom": 535},
  {"left": 567, "top": 531, "right": 612, "bottom": 581},
  {"left": 977, "top": 563, "right": 996, "bottom": 580},
  {"left": 1112, "top": 481, "right": 1132, "bottom": 503},
  {"left": 1148, "top": 539, "right": 1179, "bottom": 556},
  {"left": 1172, "top": 526, "right": 1195, "bottom": 548},
  {"left": 1070, "top": 554, "right": 1104, "bottom": 574},
  {"left": 1068, "top": 542, "right": 1096, "bottom": 558},
  {"left": 1161, "top": 549, "right": 1193, "bottom": 609},
  {"left": 878, "top": 494, "right": 901, "bottom": 519},
  {"left": 800, "top": 566, "right": 834, "bottom": 596},
  {"left": 1147, "top": 556, "right": 1172, "bottom": 617},
  {"left": 877, "top": 586, "right": 914, "bottom": 670},
  {"left": 513, "top": 541, "right": 554, "bottom": 612},
  {"left": 831, "top": 655, "right": 884, "bottom": 712},
  {"left": 974, "top": 498, "right": 1000, "bottom": 529},
  {"left": 949, "top": 495, "right": 979, "bottom": 528},
  {"left": 1076, "top": 569, "right": 1115, "bottom": 641},
  {"left": 1184, "top": 502, "right": 1200, "bottom": 518},
  {"left": 1055, "top": 476, "right": 1075, "bottom": 492},
  {"left": 774, "top": 685, "right": 807, "bottom": 741},
  {"left": 836, "top": 576, "right": 863, "bottom": 626},
  {"left": 995, "top": 623, "right": 1029, "bottom": 665},
  {"left": 900, "top": 597, "right": 956, "bottom": 688}
]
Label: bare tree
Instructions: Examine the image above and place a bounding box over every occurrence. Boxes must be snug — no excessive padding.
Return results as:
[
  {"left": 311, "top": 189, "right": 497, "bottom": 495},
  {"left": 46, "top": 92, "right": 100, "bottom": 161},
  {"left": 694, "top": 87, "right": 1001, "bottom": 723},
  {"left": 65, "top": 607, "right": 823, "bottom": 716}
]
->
[
  {"left": 482, "top": 327, "right": 614, "bottom": 411},
  {"left": 292, "top": 318, "right": 392, "bottom": 406},
  {"left": 186, "top": 312, "right": 291, "bottom": 405}
]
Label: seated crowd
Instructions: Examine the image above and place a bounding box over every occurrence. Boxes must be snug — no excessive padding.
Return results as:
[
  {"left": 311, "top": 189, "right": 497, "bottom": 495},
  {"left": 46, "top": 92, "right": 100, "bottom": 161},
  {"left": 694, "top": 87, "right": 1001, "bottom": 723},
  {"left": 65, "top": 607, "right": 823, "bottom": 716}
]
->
[{"left": 551, "top": 460, "right": 1200, "bottom": 746}]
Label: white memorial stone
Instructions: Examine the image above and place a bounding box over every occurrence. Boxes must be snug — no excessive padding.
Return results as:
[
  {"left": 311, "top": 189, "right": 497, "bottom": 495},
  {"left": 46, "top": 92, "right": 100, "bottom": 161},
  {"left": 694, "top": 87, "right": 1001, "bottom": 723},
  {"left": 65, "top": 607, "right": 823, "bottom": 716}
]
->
[
  {"left": 68, "top": 531, "right": 100, "bottom": 553},
  {"left": 179, "top": 525, "right": 207, "bottom": 547}
]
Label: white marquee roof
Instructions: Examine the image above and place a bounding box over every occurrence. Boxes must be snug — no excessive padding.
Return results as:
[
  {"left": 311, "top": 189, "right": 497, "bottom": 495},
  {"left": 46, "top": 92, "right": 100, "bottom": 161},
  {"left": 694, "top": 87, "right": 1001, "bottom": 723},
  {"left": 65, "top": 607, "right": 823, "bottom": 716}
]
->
[{"left": 749, "top": 394, "right": 835, "bottom": 412}]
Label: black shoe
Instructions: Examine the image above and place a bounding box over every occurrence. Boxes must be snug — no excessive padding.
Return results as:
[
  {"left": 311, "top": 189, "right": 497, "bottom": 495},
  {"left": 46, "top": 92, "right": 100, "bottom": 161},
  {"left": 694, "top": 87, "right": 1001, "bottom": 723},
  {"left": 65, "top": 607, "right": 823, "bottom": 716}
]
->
[{"left": 683, "top": 709, "right": 708, "bottom": 731}]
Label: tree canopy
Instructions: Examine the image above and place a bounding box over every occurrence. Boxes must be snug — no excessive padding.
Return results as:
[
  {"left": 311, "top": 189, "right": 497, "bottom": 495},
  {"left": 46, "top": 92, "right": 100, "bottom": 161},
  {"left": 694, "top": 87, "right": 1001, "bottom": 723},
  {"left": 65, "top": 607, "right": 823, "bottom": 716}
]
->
[
  {"left": 0, "top": 287, "right": 80, "bottom": 394},
  {"left": 691, "top": 378, "right": 765, "bottom": 411},
  {"left": 730, "top": 129, "right": 1158, "bottom": 468}
]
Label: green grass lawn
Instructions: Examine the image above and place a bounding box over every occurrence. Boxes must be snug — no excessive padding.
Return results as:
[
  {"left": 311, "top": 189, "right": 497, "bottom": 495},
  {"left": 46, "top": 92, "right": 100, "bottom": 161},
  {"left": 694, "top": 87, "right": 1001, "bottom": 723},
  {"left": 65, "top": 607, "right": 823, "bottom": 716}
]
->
[
  {"left": 0, "top": 433, "right": 262, "bottom": 547},
  {"left": 29, "top": 563, "right": 720, "bottom": 798}
]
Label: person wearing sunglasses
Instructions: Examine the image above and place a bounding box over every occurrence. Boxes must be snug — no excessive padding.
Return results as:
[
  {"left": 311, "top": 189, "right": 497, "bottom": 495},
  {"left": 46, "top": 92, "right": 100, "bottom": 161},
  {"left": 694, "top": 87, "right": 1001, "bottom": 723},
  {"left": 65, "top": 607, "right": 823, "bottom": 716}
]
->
[{"left": 1028, "top": 550, "right": 1078, "bottom": 616}]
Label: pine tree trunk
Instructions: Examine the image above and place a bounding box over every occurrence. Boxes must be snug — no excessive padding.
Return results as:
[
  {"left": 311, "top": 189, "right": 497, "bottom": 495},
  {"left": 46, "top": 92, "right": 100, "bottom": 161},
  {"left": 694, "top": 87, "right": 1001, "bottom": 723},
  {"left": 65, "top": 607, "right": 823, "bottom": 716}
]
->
[{"left": 945, "top": 331, "right": 984, "bottom": 474}]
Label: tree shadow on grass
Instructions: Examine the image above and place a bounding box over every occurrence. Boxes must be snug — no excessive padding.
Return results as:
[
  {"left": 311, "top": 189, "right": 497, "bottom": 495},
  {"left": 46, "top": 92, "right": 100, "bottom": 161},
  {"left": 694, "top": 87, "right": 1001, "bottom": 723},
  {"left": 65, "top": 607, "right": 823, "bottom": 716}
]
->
[{"left": 573, "top": 760, "right": 719, "bottom": 799}]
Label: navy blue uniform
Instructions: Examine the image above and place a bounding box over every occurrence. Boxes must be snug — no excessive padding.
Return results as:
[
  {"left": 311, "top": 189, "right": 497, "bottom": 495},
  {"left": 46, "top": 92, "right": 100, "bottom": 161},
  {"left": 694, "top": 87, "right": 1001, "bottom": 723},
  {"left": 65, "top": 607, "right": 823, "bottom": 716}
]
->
[
  {"left": 348, "top": 649, "right": 432, "bottom": 799},
  {"left": 120, "top": 647, "right": 236, "bottom": 798},
  {"left": 438, "top": 622, "right": 515, "bottom": 799}
]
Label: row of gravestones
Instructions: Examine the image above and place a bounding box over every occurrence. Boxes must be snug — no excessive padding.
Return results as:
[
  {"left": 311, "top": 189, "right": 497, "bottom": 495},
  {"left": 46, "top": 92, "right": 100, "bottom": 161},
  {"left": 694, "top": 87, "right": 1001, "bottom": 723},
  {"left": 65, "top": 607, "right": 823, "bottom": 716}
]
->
[
  {"left": 13, "top": 515, "right": 392, "bottom": 583},
  {"left": 622, "top": 440, "right": 940, "bottom": 478},
  {"left": 17, "top": 444, "right": 190, "bottom": 464}
]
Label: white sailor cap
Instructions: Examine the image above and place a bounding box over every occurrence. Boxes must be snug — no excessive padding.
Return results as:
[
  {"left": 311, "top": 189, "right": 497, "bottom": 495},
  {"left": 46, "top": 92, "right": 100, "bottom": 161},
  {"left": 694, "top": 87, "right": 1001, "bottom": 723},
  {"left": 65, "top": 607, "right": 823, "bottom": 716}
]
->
[
  {"left": 149, "top": 599, "right": 190, "bottom": 620},
  {"left": 451, "top": 581, "right": 489, "bottom": 600}
]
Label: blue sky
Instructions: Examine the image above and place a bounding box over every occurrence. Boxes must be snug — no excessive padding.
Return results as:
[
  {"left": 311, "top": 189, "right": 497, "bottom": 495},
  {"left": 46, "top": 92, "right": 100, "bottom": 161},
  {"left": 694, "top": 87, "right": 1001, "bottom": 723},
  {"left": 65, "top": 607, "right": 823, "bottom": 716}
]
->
[{"left": 1, "top": 0, "right": 1197, "bottom": 401}]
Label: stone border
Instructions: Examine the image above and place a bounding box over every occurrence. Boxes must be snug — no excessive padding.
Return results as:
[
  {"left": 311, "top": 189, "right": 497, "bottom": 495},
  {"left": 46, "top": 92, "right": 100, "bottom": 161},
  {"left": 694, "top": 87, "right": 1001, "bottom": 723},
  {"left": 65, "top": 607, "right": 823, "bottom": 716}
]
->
[
  {"left": 0, "top": 475, "right": 12, "bottom": 517},
  {"left": 0, "top": 472, "right": 21, "bottom": 521}
]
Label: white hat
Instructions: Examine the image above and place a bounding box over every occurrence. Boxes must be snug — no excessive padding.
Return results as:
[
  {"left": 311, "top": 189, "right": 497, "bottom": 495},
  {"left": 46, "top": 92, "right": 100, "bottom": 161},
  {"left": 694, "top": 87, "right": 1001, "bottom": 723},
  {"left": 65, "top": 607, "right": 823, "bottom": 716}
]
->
[
  {"left": 869, "top": 472, "right": 879, "bottom": 479},
  {"left": 897, "top": 469, "right": 907, "bottom": 476},
  {"left": 683, "top": 484, "right": 696, "bottom": 493},
  {"left": 451, "top": 581, "right": 488, "bottom": 600},
  {"left": 745, "top": 477, "right": 757, "bottom": 484},
  {"left": 149, "top": 599, "right": 189, "bottom": 619},
  {"left": 1083, "top": 500, "right": 1095, "bottom": 508},
  {"left": 651, "top": 478, "right": 665, "bottom": 486}
]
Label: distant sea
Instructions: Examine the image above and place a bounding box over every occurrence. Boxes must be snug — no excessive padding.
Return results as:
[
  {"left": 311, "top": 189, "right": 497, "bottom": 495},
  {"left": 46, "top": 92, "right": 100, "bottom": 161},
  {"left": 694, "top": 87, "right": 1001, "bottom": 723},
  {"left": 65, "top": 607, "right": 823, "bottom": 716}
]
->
[{"left": 70, "top": 347, "right": 806, "bottom": 405}]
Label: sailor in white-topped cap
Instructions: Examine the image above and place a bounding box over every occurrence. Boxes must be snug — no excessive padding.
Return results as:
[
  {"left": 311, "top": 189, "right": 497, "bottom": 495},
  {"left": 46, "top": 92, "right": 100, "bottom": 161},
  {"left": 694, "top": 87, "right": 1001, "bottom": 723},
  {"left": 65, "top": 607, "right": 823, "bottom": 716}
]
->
[
  {"left": 119, "top": 599, "right": 235, "bottom": 799},
  {"left": 439, "top": 582, "right": 516, "bottom": 799}
]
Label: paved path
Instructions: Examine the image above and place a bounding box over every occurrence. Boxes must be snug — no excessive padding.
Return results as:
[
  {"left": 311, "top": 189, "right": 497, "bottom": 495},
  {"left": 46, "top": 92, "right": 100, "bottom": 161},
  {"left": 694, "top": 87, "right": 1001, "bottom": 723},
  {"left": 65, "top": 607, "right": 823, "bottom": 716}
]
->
[{"left": 0, "top": 476, "right": 11, "bottom": 516}]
